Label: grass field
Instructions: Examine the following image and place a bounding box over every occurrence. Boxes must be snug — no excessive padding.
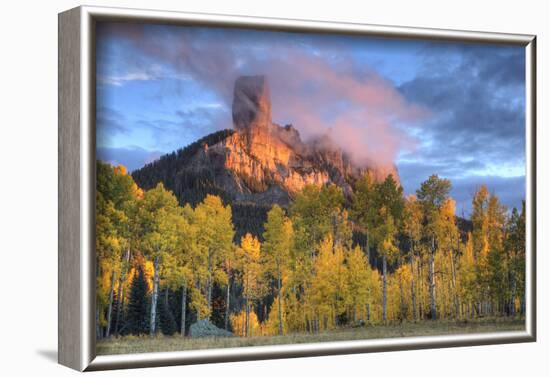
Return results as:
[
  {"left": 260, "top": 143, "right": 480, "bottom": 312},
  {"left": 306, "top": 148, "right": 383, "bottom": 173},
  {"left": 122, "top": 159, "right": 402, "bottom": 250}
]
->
[{"left": 96, "top": 317, "right": 525, "bottom": 355}]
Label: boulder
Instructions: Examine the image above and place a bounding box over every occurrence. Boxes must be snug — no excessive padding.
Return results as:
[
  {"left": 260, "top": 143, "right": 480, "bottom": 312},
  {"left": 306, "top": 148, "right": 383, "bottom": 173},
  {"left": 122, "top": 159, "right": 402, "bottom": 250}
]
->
[{"left": 189, "top": 319, "right": 233, "bottom": 338}]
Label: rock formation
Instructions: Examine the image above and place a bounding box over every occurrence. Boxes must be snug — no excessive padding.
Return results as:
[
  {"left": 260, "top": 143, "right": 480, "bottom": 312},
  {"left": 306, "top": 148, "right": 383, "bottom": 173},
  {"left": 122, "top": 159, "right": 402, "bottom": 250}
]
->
[
  {"left": 232, "top": 75, "right": 273, "bottom": 137},
  {"left": 133, "top": 75, "right": 399, "bottom": 208}
]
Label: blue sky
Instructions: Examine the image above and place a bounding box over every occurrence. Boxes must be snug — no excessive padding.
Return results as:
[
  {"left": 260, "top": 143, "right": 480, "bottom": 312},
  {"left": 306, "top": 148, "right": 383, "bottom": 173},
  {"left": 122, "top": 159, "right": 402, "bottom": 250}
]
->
[{"left": 96, "top": 22, "right": 526, "bottom": 216}]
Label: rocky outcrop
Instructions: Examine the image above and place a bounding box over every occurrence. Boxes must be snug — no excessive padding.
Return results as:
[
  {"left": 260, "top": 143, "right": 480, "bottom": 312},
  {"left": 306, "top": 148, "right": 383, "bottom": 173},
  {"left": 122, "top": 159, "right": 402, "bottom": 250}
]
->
[
  {"left": 189, "top": 319, "right": 233, "bottom": 338},
  {"left": 133, "top": 75, "right": 399, "bottom": 208},
  {"left": 232, "top": 75, "right": 272, "bottom": 136},
  {"left": 207, "top": 75, "right": 398, "bottom": 199}
]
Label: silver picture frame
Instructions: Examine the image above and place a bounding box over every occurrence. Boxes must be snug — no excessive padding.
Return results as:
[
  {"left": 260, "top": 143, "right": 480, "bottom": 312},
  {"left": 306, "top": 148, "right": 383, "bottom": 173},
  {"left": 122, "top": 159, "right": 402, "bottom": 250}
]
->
[{"left": 58, "top": 5, "right": 537, "bottom": 371}]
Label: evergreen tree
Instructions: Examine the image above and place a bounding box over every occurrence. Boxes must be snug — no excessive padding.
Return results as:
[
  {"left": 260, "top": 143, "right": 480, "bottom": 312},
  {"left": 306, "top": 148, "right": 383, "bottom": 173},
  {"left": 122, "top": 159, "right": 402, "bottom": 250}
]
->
[
  {"left": 126, "top": 266, "right": 150, "bottom": 335},
  {"left": 159, "top": 289, "right": 178, "bottom": 335},
  {"left": 372, "top": 174, "right": 404, "bottom": 323}
]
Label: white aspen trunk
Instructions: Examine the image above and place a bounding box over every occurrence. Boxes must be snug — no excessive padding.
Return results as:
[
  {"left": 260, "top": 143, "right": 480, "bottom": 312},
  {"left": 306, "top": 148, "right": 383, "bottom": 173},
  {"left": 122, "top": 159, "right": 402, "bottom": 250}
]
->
[
  {"left": 150, "top": 255, "right": 160, "bottom": 336},
  {"left": 335, "top": 259, "right": 341, "bottom": 327},
  {"left": 418, "top": 257, "right": 424, "bottom": 320},
  {"left": 399, "top": 279, "right": 406, "bottom": 322},
  {"left": 194, "top": 280, "right": 202, "bottom": 320},
  {"left": 224, "top": 277, "right": 231, "bottom": 330},
  {"left": 429, "top": 236, "right": 437, "bottom": 320},
  {"left": 245, "top": 297, "right": 250, "bottom": 337},
  {"left": 96, "top": 256, "right": 102, "bottom": 339},
  {"left": 450, "top": 248, "right": 460, "bottom": 319},
  {"left": 382, "top": 255, "right": 388, "bottom": 324},
  {"left": 180, "top": 282, "right": 187, "bottom": 336},
  {"left": 206, "top": 250, "right": 213, "bottom": 320},
  {"left": 96, "top": 308, "right": 102, "bottom": 339},
  {"left": 277, "top": 268, "right": 283, "bottom": 335},
  {"left": 114, "top": 248, "right": 130, "bottom": 336},
  {"left": 105, "top": 270, "right": 116, "bottom": 337},
  {"left": 510, "top": 275, "right": 517, "bottom": 316},
  {"left": 410, "top": 245, "right": 418, "bottom": 322},
  {"left": 115, "top": 288, "right": 125, "bottom": 336},
  {"left": 241, "top": 306, "right": 245, "bottom": 336},
  {"left": 114, "top": 282, "right": 124, "bottom": 336},
  {"left": 366, "top": 233, "right": 370, "bottom": 262}
]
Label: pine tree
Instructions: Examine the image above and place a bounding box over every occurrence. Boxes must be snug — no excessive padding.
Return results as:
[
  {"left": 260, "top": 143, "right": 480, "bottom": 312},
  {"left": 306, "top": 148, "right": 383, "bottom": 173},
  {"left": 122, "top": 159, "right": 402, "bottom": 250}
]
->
[
  {"left": 126, "top": 266, "right": 150, "bottom": 335},
  {"left": 505, "top": 203, "right": 525, "bottom": 315},
  {"left": 159, "top": 288, "right": 177, "bottom": 335},
  {"left": 372, "top": 175, "right": 404, "bottom": 323}
]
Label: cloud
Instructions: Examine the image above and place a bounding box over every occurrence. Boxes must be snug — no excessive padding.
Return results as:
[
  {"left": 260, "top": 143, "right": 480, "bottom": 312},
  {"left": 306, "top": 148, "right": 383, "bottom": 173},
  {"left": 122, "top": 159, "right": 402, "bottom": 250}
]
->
[
  {"left": 96, "top": 23, "right": 429, "bottom": 169},
  {"left": 398, "top": 44, "right": 525, "bottom": 176},
  {"left": 98, "top": 64, "right": 191, "bottom": 87},
  {"left": 98, "top": 66, "right": 161, "bottom": 86},
  {"left": 135, "top": 104, "right": 230, "bottom": 151},
  {"left": 395, "top": 44, "right": 525, "bottom": 213},
  {"left": 96, "top": 23, "right": 527, "bottom": 214},
  {"left": 96, "top": 106, "right": 129, "bottom": 145}
]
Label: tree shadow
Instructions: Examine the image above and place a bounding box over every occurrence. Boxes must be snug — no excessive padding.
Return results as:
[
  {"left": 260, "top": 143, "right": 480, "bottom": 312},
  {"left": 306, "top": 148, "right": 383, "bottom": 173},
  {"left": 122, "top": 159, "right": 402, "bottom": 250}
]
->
[{"left": 36, "top": 349, "right": 57, "bottom": 363}]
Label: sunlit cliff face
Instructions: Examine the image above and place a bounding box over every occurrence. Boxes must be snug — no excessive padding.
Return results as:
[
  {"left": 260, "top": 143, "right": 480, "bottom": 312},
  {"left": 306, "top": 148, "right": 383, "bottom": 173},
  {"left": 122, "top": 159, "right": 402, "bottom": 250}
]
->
[{"left": 202, "top": 75, "right": 399, "bottom": 198}]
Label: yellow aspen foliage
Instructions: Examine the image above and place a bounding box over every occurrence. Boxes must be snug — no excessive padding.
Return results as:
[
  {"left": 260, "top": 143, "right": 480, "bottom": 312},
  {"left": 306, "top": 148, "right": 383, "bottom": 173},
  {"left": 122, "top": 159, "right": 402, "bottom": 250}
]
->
[
  {"left": 230, "top": 310, "right": 262, "bottom": 337},
  {"left": 237, "top": 233, "right": 263, "bottom": 336},
  {"left": 264, "top": 295, "right": 287, "bottom": 335},
  {"left": 458, "top": 233, "right": 477, "bottom": 316},
  {"left": 345, "top": 246, "right": 374, "bottom": 323},
  {"left": 282, "top": 287, "right": 307, "bottom": 333},
  {"left": 306, "top": 235, "right": 348, "bottom": 331},
  {"left": 387, "top": 265, "right": 413, "bottom": 321},
  {"left": 239, "top": 233, "right": 262, "bottom": 297},
  {"left": 94, "top": 159, "right": 526, "bottom": 338},
  {"left": 263, "top": 205, "right": 293, "bottom": 335}
]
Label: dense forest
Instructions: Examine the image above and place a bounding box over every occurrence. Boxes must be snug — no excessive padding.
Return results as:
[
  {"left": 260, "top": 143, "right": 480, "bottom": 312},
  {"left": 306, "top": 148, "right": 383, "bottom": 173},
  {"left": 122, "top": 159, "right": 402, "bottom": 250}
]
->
[{"left": 96, "top": 161, "right": 525, "bottom": 339}]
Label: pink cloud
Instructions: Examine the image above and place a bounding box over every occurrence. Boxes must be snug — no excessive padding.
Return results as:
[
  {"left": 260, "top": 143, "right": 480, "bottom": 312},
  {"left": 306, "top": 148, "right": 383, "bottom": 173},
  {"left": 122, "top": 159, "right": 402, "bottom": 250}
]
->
[{"left": 98, "top": 24, "right": 430, "bottom": 168}]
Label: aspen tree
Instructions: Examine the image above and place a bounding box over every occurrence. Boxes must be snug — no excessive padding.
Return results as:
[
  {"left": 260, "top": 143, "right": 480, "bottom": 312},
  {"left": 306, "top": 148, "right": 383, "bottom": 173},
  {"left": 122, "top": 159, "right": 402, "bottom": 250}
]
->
[
  {"left": 403, "top": 195, "right": 423, "bottom": 321},
  {"left": 417, "top": 175, "right": 452, "bottom": 320},
  {"left": 263, "top": 205, "right": 293, "bottom": 335},
  {"left": 138, "top": 183, "right": 181, "bottom": 335},
  {"left": 193, "top": 195, "right": 234, "bottom": 319},
  {"left": 238, "top": 233, "right": 262, "bottom": 336}
]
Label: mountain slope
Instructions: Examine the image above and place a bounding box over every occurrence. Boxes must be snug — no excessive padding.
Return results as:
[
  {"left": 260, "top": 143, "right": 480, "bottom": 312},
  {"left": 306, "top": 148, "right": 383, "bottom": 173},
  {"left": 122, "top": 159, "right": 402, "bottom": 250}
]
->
[{"left": 132, "top": 75, "right": 399, "bottom": 238}]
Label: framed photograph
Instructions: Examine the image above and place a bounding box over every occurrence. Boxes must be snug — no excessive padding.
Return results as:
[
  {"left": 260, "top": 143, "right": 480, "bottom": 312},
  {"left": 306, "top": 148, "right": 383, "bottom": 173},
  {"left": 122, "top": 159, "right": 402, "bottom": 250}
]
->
[{"left": 58, "top": 6, "right": 536, "bottom": 371}]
